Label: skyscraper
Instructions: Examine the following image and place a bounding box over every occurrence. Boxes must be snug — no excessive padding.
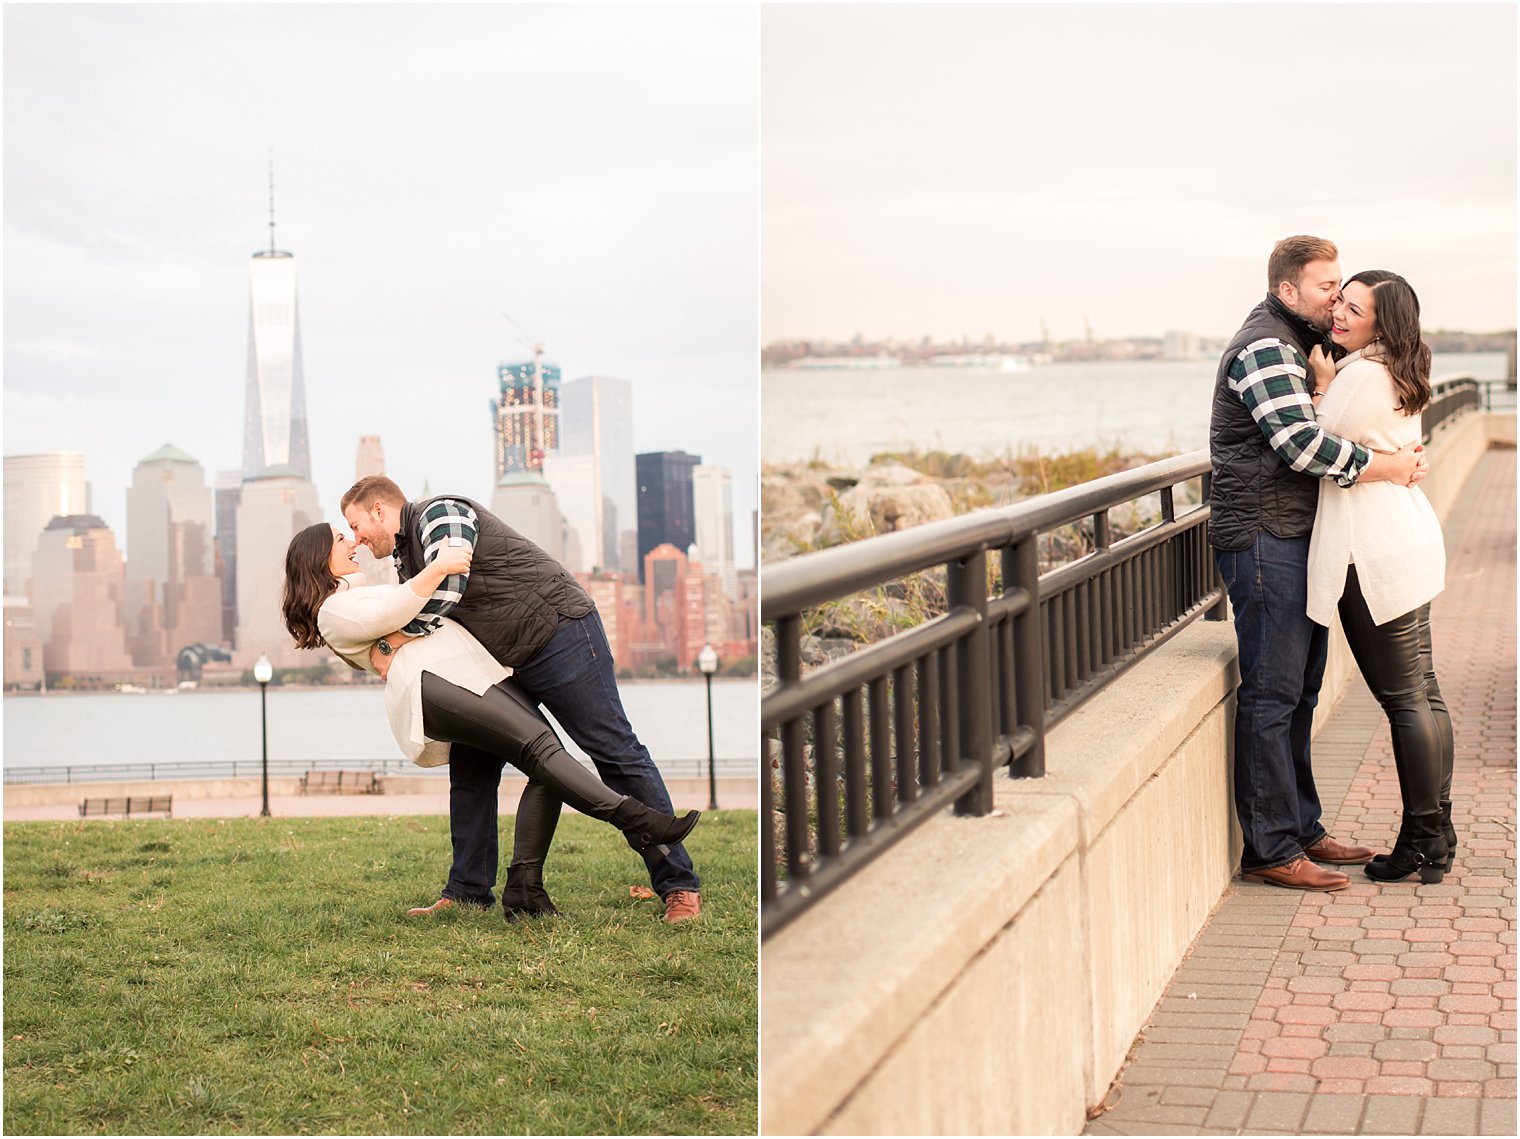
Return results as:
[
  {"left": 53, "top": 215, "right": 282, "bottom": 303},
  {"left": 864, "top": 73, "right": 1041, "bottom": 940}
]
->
[
  {"left": 541, "top": 452, "right": 595, "bottom": 573},
  {"left": 125, "top": 444, "right": 222, "bottom": 661},
  {"left": 30, "top": 515, "right": 135, "bottom": 677},
  {"left": 214, "top": 471, "right": 241, "bottom": 644},
  {"left": 492, "top": 359, "right": 561, "bottom": 477},
  {"left": 352, "top": 435, "right": 397, "bottom": 584},
  {"left": 641, "top": 542, "right": 707, "bottom": 672},
  {"left": 127, "top": 444, "right": 214, "bottom": 587},
  {"left": 3, "top": 452, "right": 89, "bottom": 597},
  {"left": 241, "top": 201, "right": 311, "bottom": 482},
  {"left": 693, "top": 464, "right": 737, "bottom": 600},
  {"left": 234, "top": 468, "right": 321, "bottom": 670},
  {"left": 232, "top": 181, "right": 323, "bottom": 649},
  {"left": 3, "top": 598, "right": 45, "bottom": 690},
  {"left": 553, "top": 374, "right": 638, "bottom": 573},
  {"left": 636, "top": 450, "right": 701, "bottom": 577},
  {"left": 355, "top": 435, "right": 386, "bottom": 479},
  {"left": 490, "top": 471, "right": 565, "bottom": 563}
]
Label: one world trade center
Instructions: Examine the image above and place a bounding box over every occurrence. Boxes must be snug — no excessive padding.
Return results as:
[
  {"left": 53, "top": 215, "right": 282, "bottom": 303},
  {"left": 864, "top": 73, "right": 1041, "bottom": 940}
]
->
[{"left": 241, "top": 190, "right": 311, "bottom": 482}]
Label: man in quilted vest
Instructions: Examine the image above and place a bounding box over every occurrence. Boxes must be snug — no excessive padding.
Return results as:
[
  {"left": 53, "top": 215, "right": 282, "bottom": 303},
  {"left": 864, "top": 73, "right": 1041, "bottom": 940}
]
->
[
  {"left": 1208, "top": 236, "right": 1426, "bottom": 893},
  {"left": 342, "top": 476, "right": 703, "bottom": 924}
]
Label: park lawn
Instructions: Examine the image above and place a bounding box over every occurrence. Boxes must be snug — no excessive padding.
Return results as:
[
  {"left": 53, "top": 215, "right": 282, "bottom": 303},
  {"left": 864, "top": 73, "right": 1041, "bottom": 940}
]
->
[{"left": 3, "top": 809, "right": 757, "bottom": 1135}]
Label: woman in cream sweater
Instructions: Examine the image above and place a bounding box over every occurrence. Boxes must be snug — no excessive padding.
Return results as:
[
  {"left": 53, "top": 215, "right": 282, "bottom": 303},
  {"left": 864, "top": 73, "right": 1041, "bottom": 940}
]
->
[
  {"left": 1307, "top": 270, "right": 1453, "bottom": 883},
  {"left": 279, "top": 522, "right": 699, "bottom": 915}
]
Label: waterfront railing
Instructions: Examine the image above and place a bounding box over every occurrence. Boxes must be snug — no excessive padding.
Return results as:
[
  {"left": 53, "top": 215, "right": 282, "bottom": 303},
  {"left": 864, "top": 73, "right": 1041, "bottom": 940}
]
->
[
  {"left": 1424, "top": 375, "right": 1511, "bottom": 440},
  {"left": 762, "top": 377, "right": 1495, "bottom": 937},
  {"left": 762, "top": 450, "right": 1222, "bottom": 937},
  {"left": 3, "top": 755, "right": 757, "bottom": 786}
]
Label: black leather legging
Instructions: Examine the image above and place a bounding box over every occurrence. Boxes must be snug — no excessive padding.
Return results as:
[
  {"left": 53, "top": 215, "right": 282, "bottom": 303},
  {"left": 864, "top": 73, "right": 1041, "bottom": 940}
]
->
[
  {"left": 419, "top": 672, "right": 624, "bottom": 820},
  {"left": 1338, "top": 566, "right": 1452, "bottom": 821},
  {"left": 1415, "top": 605, "right": 1456, "bottom": 805}
]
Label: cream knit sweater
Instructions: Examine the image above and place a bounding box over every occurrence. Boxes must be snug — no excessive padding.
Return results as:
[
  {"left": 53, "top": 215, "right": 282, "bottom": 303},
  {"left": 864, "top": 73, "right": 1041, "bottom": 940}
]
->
[
  {"left": 318, "top": 575, "right": 510, "bottom": 766},
  {"left": 1306, "top": 348, "right": 1445, "bottom": 626}
]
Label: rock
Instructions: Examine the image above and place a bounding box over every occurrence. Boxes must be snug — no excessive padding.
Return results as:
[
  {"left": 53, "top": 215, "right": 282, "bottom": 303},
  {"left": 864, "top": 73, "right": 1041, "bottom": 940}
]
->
[
  {"left": 800, "top": 634, "right": 857, "bottom": 667},
  {"left": 815, "top": 463, "right": 955, "bottom": 547},
  {"left": 861, "top": 483, "right": 955, "bottom": 534},
  {"left": 856, "top": 461, "right": 927, "bottom": 489},
  {"left": 762, "top": 472, "right": 828, "bottom": 517},
  {"left": 761, "top": 510, "right": 823, "bottom": 564}
]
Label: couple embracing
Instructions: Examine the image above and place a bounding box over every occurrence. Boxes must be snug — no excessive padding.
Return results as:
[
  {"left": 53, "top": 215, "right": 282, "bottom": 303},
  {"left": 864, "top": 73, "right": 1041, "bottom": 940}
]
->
[
  {"left": 280, "top": 477, "right": 704, "bottom": 925},
  {"left": 1212, "top": 235, "right": 1454, "bottom": 892}
]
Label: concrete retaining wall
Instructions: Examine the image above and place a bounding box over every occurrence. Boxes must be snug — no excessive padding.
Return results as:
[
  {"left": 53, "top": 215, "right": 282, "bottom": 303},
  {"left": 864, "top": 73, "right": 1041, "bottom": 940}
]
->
[
  {"left": 760, "top": 414, "right": 1501, "bottom": 1136},
  {"left": 763, "top": 621, "right": 1241, "bottom": 1136},
  {"left": 4, "top": 776, "right": 312, "bottom": 806},
  {"left": 5, "top": 774, "right": 757, "bottom": 809}
]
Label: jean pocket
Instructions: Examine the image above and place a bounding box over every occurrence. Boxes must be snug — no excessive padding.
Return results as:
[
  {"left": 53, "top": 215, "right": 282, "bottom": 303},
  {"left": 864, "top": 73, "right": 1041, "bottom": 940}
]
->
[{"left": 1217, "top": 550, "right": 1238, "bottom": 591}]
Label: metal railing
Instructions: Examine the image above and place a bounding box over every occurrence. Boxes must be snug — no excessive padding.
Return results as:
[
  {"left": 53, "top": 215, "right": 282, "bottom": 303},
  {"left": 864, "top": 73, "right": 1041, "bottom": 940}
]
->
[
  {"left": 762, "top": 451, "right": 1224, "bottom": 936},
  {"left": 3, "top": 757, "right": 416, "bottom": 785},
  {"left": 762, "top": 375, "right": 1503, "bottom": 937},
  {"left": 3, "top": 755, "right": 757, "bottom": 786},
  {"left": 1424, "top": 377, "right": 1481, "bottom": 440},
  {"left": 1424, "top": 375, "right": 1514, "bottom": 440}
]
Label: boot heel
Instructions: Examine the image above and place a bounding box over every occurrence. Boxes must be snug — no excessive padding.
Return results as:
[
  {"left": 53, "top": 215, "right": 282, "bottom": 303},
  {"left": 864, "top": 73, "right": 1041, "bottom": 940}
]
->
[{"left": 1419, "top": 863, "right": 1445, "bottom": 884}]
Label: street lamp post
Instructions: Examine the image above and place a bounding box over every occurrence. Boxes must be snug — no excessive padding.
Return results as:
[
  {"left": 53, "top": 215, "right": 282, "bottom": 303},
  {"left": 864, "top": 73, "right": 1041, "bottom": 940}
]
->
[
  {"left": 254, "top": 654, "right": 273, "bottom": 817},
  {"left": 697, "top": 644, "right": 719, "bottom": 811}
]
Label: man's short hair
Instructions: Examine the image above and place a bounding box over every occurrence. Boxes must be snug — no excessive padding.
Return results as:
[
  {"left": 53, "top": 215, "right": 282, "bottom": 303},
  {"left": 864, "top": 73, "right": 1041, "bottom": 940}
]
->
[
  {"left": 1267, "top": 235, "right": 1339, "bottom": 292},
  {"left": 341, "top": 475, "right": 406, "bottom": 514}
]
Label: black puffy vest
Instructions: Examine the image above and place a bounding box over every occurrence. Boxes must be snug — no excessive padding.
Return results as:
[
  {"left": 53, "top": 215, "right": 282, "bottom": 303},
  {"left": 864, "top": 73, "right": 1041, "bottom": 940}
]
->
[
  {"left": 397, "top": 496, "right": 593, "bottom": 669},
  {"left": 1208, "top": 297, "right": 1325, "bottom": 551}
]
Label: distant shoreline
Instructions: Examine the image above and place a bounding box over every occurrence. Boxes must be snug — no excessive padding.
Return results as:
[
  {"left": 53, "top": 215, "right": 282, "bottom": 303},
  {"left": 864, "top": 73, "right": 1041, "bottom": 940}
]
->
[{"left": 2, "top": 675, "right": 756, "bottom": 699}]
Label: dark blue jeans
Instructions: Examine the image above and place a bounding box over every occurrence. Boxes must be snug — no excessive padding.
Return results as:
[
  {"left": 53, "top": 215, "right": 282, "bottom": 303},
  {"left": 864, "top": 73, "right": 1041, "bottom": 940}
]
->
[
  {"left": 442, "top": 744, "right": 526, "bottom": 907},
  {"left": 1215, "top": 533, "right": 1329, "bottom": 873},
  {"left": 443, "top": 610, "right": 700, "bottom": 902}
]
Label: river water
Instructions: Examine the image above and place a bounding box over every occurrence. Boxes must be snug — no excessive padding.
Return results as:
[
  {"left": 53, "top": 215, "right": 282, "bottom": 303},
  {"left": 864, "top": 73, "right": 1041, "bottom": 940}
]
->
[
  {"left": 761, "top": 352, "right": 1509, "bottom": 467},
  {"left": 2, "top": 678, "right": 757, "bottom": 777}
]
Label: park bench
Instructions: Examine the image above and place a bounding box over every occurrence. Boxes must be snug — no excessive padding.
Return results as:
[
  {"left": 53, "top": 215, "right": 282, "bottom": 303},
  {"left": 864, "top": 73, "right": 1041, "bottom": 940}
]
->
[
  {"left": 78, "top": 795, "right": 173, "bottom": 818},
  {"left": 299, "top": 769, "right": 381, "bottom": 795}
]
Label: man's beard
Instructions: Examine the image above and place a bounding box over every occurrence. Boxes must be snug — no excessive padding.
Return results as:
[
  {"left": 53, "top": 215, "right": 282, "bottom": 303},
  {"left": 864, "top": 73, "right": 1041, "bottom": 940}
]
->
[{"left": 1292, "top": 301, "right": 1333, "bottom": 332}]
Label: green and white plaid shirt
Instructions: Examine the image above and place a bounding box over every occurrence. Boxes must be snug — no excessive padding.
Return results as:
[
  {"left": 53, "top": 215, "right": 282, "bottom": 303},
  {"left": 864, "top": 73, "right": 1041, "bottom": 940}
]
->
[
  {"left": 398, "top": 499, "right": 478, "bottom": 636},
  {"left": 1226, "top": 337, "right": 1369, "bottom": 488}
]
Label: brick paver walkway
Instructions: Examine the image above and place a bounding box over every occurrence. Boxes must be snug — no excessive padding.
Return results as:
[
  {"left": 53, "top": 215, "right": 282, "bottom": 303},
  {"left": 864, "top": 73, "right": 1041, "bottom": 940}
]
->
[{"left": 1088, "top": 448, "right": 1517, "bottom": 1137}]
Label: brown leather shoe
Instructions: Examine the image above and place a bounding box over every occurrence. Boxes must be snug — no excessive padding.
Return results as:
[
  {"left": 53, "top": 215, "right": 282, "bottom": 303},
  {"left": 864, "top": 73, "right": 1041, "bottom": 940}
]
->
[
  {"left": 1304, "top": 836, "right": 1376, "bottom": 865},
  {"left": 663, "top": 890, "right": 702, "bottom": 924},
  {"left": 1241, "top": 857, "right": 1349, "bottom": 892},
  {"left": 407, "top": 897, "right": 468, "bottom": 916}
]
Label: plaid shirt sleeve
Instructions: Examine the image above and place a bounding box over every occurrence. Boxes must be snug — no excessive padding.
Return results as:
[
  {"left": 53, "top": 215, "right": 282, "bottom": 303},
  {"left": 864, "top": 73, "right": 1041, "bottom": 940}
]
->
[
  {"left": 398, "top": 499, "right": 478, "bottom": 636},
  {"left": 1227, "top": 338, "right": 1369, "bottom": 488}
]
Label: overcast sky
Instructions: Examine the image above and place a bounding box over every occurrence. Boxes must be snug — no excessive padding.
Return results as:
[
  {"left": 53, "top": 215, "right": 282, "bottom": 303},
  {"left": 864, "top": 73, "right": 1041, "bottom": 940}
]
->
[
  {"left": 763, "top": 3, "right": 1517, "bottom": 344},
  {"left": 5, "top": 3, "right": 758, "bottom": 565}
]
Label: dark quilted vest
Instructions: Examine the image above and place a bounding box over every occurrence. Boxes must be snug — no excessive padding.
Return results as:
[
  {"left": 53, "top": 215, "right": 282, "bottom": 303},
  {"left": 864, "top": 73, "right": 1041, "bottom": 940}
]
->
[
  {"left": 397, "top": 495, "right": 593, "bottom": 669},
  {"left": 1208, "top": 297, "right": 1325, "bottom": 551}
]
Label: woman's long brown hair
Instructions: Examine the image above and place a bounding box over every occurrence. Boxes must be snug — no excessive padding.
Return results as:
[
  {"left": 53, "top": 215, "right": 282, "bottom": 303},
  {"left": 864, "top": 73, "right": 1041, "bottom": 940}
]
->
[
  {"left": 1348, "top": 269, "right": 1432, "bottom": 414},
  {"left": 281, "top": 523, "right": 341, "bottom": 650}
]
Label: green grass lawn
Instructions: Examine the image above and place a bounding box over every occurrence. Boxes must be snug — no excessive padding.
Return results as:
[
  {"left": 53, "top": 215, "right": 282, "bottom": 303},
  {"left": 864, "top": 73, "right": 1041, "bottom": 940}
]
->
[{"left": 3, "top": 810, "right": 757, "bottom": 1135}]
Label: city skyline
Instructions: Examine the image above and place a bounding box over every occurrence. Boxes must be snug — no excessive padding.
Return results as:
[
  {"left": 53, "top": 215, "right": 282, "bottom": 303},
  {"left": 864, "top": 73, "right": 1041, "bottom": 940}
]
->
[
  {"left": 4, "top": 4, "right": 758, "bottom": 566},
  {"left": 763, "top": 4, "right": 1516, "bottom": 344}
]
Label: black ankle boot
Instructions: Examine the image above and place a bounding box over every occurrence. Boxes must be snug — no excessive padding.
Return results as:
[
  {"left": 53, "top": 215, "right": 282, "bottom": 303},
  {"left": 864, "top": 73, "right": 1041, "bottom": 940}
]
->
[
  {"left": 611, "top": 798, "right": 700, "bottom": 858},
  {"left": 1371, "top": 799, "right": 1457, "bottom": 873},
  {"left": 1365, "top": 812, "right": 1449, "bottom": 884},
  {"left": 500, "top": 863, "right": 558, "bottom": 921}
]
